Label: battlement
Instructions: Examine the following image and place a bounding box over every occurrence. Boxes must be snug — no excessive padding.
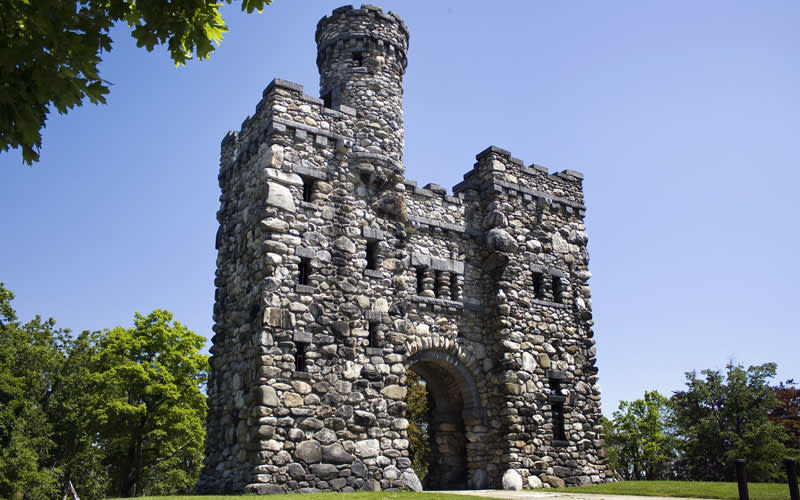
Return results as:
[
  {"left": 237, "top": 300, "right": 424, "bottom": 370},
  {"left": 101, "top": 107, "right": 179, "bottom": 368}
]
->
[
  {"left": 454, "top": 145, "right": 586, "bottom": 212},
  {"left": 316, "top": 5, "right": 409, "bottom": 46}
]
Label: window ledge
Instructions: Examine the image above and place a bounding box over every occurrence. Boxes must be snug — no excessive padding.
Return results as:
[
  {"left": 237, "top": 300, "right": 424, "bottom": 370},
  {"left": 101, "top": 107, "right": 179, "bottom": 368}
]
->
[{"left": 409, "top": 295, "right": 463, "bottom": 309}]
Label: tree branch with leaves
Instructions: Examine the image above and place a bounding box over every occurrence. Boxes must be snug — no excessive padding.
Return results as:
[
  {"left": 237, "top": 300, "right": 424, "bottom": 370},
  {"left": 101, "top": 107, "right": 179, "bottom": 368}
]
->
[{"left": 1, "top": 0, "right": 272, "bottom": 164}]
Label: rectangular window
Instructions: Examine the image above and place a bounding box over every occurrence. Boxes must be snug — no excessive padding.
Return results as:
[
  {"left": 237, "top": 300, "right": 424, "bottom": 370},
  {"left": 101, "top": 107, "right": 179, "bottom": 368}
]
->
[
  {"left": 416, "top": 267, "right": 425, "bottom": 294},
  {"left": 368, "top": 321, "right": 378, "bottom": 348},
  {"left": 552, "top": 401, "right": 567, "bottom": 441},
  {"left": 533, "top": 272, "right": 544, "bottom": 300},
  {"left": 295, "top": 342, "right": 307, "bottom": 372},
  {"left": 366, "top": 240, "right": 378, "bottom": 270},
  {"left": 550, "top": 378, "right": 567, "bottom": 441},
  {"left": 352, "top": 51, "right": 364, "bottom": 67},
  {"left": 299, "top": 257, "right": 311, "bottom": 285},
  {"left": 302, "top": 177, "right": 315, "bottom": 202}
]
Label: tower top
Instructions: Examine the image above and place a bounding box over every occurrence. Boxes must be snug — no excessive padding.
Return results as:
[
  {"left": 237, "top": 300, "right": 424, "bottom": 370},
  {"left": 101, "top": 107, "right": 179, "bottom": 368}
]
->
[
  {"left": 316, "top": 5, "right": 409, "bottom": 71},
  {"left": 315, "top": 4, "right": 410, "bottom": 163}
]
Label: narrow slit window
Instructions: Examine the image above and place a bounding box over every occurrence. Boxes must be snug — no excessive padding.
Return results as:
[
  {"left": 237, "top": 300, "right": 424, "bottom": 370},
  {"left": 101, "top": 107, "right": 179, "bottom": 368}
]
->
[
  {"left": 552, "top": 401, "right": 567, "bottom": 441},
  {"left": 368, "top": 321, "right": 378, "bottom": 348},
  {"left": 550, "top": 378, "right": 567, "bottom": 441},
  {"left": 302, "top": 177, "right": 315, "bottom": 202},
  {"left": 552, "top": 276, "right": 563, "bottom": 303},
  {"left": 416, "top": 267, "right": 425, "bottom": 294},
  {"left": 322, "top": 91, "right": 333, "bottom": 108},
  {"left": 366, "top": 240, "right": 378, "bottom": 270},
  {"left": 533, "top": 272, "right": 544, "bottom": 300},
  {"left": 295, "top": 342, "right": 307, "bottom": 372},
  {"left": 352, "top": 51, "right": 364, "bottom": 67},
  {"left": 433, "top": 271, "right": 441, "bottom": 298},
  {"left": 299, "top": 257, "right": 311, "bottom": 285}
]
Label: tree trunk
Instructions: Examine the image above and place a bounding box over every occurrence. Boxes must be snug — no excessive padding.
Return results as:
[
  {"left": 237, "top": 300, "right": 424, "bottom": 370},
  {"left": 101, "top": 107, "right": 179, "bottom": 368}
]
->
[{"left": 121, "top": 442, "right": 139, "bottom": 497}]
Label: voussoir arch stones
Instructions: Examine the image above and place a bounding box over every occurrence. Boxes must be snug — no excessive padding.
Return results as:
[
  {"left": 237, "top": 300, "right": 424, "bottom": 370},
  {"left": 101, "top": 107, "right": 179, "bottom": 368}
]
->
[{"left": 404, "top": 335, "right": 480, "bottom": 373}]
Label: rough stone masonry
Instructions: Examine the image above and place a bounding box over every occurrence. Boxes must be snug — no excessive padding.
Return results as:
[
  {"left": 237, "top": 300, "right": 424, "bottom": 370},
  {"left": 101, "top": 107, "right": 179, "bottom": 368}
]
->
[{"left": 197, "top": 4, "right": 608, "bottom": 494}]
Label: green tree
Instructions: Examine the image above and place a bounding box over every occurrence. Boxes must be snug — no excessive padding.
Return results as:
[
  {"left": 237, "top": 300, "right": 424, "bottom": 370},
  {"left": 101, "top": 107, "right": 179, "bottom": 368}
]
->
[
  {"left": 1, "top": 0, "right": 272, "bottom": 165},
  {"left": 0, "top": 284, "right": 63, "bottom": 499},
  {"left": 604, "top": 390, "right": 677, "bottom": 480},
  {"left": 0, "top": 286, "right": 208, "bottom": 498},
  {"left": 49, "top": 330, "right": 109, "bottom": 498},
  {"left": 1, "top": 285, "right": 111, "bottom": 499},
  {"left": 770, "top": 380, "right": 800, "bottom": 452},
  {"left": 671, "top": 362, "right": 788, "bottom": 482},
  {"left": 405, "top": 370, "right": 430, "bottom": 480},
  {"left": 90, "top": 310, "right": 208, "bottom": 496}
]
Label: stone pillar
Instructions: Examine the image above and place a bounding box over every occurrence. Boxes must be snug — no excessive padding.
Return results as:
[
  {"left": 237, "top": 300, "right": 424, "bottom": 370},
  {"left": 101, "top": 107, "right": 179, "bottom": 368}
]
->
[
  {"left": 436, "top": 271, "right": 451, "bottom": 299},
  {"left": 451, "top": 273, "right": 464, "bottom": 301},
  {"left": 420, "top": 267, "right": 436, "bottom": 298}
]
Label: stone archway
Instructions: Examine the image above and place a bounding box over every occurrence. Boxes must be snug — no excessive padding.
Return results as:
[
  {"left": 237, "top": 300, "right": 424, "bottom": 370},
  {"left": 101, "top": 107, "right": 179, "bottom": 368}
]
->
[{"left": 406, "top": 350, "right": 486, "bottom": 490}]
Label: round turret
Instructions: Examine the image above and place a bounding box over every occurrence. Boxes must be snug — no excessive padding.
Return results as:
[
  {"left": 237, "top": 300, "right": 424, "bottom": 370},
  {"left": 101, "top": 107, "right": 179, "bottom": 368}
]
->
[{"left": 316, "top": 5, "right": 409, "bottom": 162}]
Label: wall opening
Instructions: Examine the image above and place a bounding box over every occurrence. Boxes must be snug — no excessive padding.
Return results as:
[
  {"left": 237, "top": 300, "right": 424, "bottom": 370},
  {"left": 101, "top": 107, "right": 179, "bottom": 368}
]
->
[
  {"left": 406, "top": 350, "right": 485, "bottom": 490},
  {"left": 533, "top": 272, "right": 544, "bottom": 300},
  {"left": 294, "top": 342, "right": 307, "bottom": 372},
  {"left": 549, "top": 376, "right": 567, "bottom": 442},
  {"left": 405, "top": 370, "right": 430, "bottom": 481},
  {"left": 367, "top": 321, "right": 378, "bottom": 348},
  {"left": 298, "top": 257, "right": 311, "bottom": 285},
  {"left": 416, "top": 267, "right": 426, "bottom": 294},
  {"left": 302, "top": 176, "right": 315, "bottom": 202},
  {"left": 322, "top": 91, "right": 333, "bottom": 108},
  {"left": 552, "top": 276, "right": 563, "bottom": 303},
  {"left": 366, "top": 239, "right": 378, "bottom": 270}
]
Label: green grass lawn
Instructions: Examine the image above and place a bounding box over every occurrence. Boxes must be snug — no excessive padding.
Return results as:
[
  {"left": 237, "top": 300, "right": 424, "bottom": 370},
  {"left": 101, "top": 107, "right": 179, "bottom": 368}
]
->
[
  {"left": 108, "top": 481, "right": 797, "bottom": 500},
  {"left": 107, "top": 493, "right": 481, "bottom": 500},
  {"left": 551, "top": 480, "right": 794, "bottom": 500}
]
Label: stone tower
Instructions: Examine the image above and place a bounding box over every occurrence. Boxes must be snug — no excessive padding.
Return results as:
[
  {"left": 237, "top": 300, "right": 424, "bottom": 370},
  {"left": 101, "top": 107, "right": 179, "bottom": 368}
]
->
[{"left": 198, "top": 4, "right": 608, "bottom": 494}]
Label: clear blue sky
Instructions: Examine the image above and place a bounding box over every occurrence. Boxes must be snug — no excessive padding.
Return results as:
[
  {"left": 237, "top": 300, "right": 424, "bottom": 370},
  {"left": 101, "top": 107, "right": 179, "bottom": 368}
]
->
[{"left": 2, "top": 1, "right": 798, "bottom": 415}]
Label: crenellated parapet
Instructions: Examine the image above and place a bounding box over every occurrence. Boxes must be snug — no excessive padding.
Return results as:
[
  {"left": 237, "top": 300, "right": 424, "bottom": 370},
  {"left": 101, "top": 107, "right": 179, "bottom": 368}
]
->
[{"left": 455, "top": 146, "right": 586, "bottom": 212}]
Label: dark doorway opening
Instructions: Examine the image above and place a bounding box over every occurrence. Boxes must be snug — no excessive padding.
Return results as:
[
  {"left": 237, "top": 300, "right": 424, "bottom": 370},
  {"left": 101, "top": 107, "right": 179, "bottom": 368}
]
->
[{"left": 406, "top": 351, "right": 482, "bottom": 490}]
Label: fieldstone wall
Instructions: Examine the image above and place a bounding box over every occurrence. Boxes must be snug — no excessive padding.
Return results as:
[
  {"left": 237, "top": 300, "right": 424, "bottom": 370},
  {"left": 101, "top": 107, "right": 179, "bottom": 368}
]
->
[{"left": 198, "top": 4, "right": 608, "bottom": 494}]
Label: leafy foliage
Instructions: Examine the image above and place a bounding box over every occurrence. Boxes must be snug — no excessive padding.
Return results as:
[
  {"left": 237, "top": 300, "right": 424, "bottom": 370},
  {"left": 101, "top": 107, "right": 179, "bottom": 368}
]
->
[
  {"left": 0, "top": 284, "right": 63, "bottom": 499},
  {"left": 671, "top": 363, "right": 789, "bottom": 482},
  {"left": 604, "top": 391, "right": 677, "bottom": 480},
  {"left": 0, "top": 284, "right": 208, "bottom": 498},
  {"left": 1, "top": 0, "right": 272, "bottom": 165},
  {"left": 770, "top": 380, "right": 800, "bottom": 452},
  {"left": 405, "top": 370, "right": 430, "bottom": 480},
  {"left": 91, "top": 310, "right": 208, "bottom": 496},
  {"left": 49, "top": 329, "right": 110, "bottom": 498}
]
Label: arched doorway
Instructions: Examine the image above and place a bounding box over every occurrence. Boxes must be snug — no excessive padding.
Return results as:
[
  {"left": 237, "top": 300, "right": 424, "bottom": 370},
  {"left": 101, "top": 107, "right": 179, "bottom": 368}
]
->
[{"left": 406, "top": 350, "right": 485, "bottom": 490}]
